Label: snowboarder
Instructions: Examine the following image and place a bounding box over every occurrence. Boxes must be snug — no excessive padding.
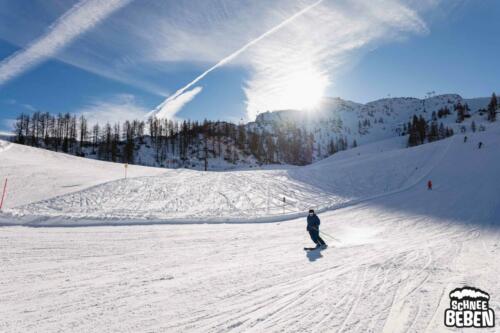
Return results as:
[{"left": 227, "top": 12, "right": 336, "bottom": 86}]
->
[
  {"left": 306, "top": 209, "right": 327, "bottom": 249},
  {"left": 427, "top": 180, "right": 432, "bottom": 190},
  {"left": 478, "top": 141, "right": 483, "bottom": 149}
]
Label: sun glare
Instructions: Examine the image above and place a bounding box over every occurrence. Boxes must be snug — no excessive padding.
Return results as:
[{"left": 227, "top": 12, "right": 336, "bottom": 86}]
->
[{"left": 283, "top": 68, "right": 328, "bottom": 110}]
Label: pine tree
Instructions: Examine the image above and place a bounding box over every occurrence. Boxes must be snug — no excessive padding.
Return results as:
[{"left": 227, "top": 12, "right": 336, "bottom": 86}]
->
[
  {"left": 417, "top": 115, "right": 427, "bottom": 144},
  {"left": 455, "top": 102, "right": 465, "bottom": 123},
  {"left": 428, "top": 122, "right": 438, "bottom": 142},
  {"left": 92, "top": 124, "right": 99, "bottom": 153},
  {"left": 431, "top": 111, "right": 437, "bottom": 121},
  {"left": 265, "top": 135, "right": 275, "bottom": 163},
  {"left": 79, "top": 115, "right": 88, "bottom": 151},
  {"left": 249, "top": 132, "right": 259, "bottom": 160},
  {"left": 123, "top": 121, "right": 135, "bottom": 164},
  {"left": 487, "top": 93, "right": 497, "bottom": 122},
  {"left": 327, "top": 139, "right": 335, "bottom": 155}
]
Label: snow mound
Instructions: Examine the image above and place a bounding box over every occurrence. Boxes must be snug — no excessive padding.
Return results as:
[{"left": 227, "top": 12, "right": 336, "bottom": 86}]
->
[
  {"left": 0, "top": 140, "right": 166, "bottom": 209},
  {"left": 0, "top": 140, "right": 11, "bottom": 152}
]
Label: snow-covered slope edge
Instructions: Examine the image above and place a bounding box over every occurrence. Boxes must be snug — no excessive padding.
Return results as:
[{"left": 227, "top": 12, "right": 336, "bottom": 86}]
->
[
  {"left": 0, "top": 135, "right": 439, "bottom": 225},
  {"left": 0, "top": 140, "right": 166, "bottom": 209},
  {"left": 3, "top": 119, "right": 499, "bottom": 226}
]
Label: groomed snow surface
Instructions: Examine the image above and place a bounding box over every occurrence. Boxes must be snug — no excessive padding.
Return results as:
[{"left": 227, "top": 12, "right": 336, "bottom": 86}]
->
[
  {"left": 1, "top": 126, "right": 500, "bottom": 332},
  {"left": 1, "top": 135, "right": 443, "bottom": 224}
]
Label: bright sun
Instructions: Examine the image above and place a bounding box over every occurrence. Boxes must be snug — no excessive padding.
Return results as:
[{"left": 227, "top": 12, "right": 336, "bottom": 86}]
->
[{"left": 284, "top": 69, "right": 328, "bottom": 110}]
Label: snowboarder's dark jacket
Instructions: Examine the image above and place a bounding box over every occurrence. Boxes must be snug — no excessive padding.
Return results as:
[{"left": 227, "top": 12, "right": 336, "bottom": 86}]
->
[{"left": 307, "top": 214, "right": 320, "bottom": 231}]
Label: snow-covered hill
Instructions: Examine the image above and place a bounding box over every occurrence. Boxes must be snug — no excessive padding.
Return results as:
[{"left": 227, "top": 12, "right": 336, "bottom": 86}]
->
[
  {"left": 2, "top": 117, "right": 499, "bottom": 226},
  {"left": 249, "top": 94, "right": 490, "bottom": 158},
  {"left": 8, "top": 94, "right": 492, "bottom": 171},
  {"left": 1, "top": 117, "right": 499, "bottom": 332},
  {"left": 0, "top": 134, "right": 438, "bottom": 223},
  {"left": 0, "top": 140, "right": 166, "bottom": 209}
]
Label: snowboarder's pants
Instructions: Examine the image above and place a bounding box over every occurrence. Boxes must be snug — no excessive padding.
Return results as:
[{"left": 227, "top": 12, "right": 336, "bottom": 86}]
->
[{"left": 308, "top": 229, "right": 326, "bottom": 246}]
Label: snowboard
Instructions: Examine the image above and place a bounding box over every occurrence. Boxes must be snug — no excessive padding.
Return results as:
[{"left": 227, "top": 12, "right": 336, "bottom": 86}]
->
[{"left": 304, "top": 246, "right": 327, "bottom": 251}]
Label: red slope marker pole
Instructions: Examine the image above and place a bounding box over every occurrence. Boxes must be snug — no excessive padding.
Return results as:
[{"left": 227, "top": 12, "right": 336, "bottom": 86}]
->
[{"left": 0, "top": 178, "right": 7, "bottom": 211}]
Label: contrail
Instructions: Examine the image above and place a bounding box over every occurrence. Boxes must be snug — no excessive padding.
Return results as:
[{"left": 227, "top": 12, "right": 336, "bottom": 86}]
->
[
  {"left": 152, "top": 0, "right": 325, "bottom": 114},
  {"left": 0, "top": 0, "right": 132, "bottom": 86}
]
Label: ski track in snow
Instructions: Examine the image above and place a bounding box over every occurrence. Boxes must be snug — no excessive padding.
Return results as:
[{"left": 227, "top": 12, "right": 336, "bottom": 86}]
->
[
  {"left": 2, "top": 135, "right": 447, "bottom": 224},
  {"left": 1, "top": 214, "right": 499, "bottom": 332},
  {"left": 1, "top": 127, "right": 500, "bottom": 332}
]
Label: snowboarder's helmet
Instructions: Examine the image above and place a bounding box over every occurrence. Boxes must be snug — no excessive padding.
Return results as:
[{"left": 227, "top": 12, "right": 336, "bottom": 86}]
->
[{"left": 309, "top": 209, "right": 314, "bottom": 214}]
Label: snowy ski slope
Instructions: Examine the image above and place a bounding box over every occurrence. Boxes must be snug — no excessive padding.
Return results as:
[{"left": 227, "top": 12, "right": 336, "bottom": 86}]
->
[
  {"left": 0, "top": 140, "right": 166, "bottom": 209},
  {"left": 1, "top": 135, "right": 448, "bottom": 225},
  {"left": 1, "top": 126, "right": 500, "bottom": 332}
]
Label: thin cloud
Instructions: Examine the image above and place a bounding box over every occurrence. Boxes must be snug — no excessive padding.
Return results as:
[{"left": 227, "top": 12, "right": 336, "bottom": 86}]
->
[
  {"left": 243, "top": 0, "right": 429, "bottom": 119},
  {"left": 0, "top": 1, "right": 445, "bottom": 119},
  {"left": 148, "top": 0, "right": 430, "bottom": 120},
  {"left": 150, "top": 0, "right": 325, "bottom": 119},
  {"left": 0, "top": 0, "right": 131, "bottom": 86},
  {"left": 3, "top": 99, "right": 37, "bottom": 112},
  {"left": 76, "top": 94, "right": 149, "bottom": 126},
  {"left": 149, "top": 86, "right": 203, "bottom": 120},
  {"left": 1, "top": 119, "right": 16, "bottom": 133}
]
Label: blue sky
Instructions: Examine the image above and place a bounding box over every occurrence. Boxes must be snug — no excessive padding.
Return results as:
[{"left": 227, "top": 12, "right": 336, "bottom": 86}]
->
[{"left": 0, "top": 0, "right": 499, "bottom": 132}]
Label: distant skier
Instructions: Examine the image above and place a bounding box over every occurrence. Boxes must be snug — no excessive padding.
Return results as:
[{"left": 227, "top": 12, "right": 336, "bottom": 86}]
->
[
  {"left": 478, "top": 141, "right": 483, "bottom": 149},
  {"left": 306, "top": 209, "right": 327, "bottom": 249},
  {"left": 464, "top": 136, "right": 467, "bottom": 143},
  {"left": 427, "top": 180, "right": 432, "bottom": 190}
]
